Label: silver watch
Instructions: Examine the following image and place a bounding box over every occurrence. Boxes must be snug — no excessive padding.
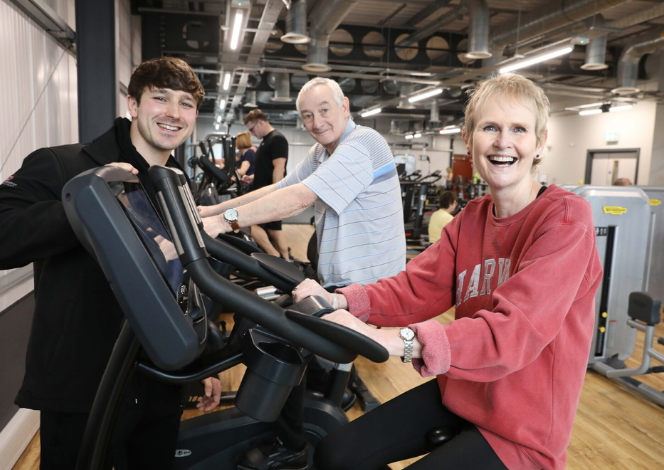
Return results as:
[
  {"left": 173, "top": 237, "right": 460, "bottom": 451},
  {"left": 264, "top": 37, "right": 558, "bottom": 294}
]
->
[
  {"left": 223, "top": 208, "right": 240, "bottom": 232},
  {"left": 400, "top": 327, "right": 416, "bottom": 363}
]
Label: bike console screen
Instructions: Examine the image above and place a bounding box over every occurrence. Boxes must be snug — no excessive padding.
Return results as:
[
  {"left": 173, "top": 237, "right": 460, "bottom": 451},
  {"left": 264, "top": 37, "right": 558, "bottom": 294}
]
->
[{"left": 111, "top": 181, "right": 186, "bottom": 300}]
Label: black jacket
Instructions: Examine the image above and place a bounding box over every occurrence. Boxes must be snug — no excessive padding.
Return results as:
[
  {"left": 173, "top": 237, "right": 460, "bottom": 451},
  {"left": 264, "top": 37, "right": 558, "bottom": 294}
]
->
[{"left": 0, "top": 119, "right": 183, "bottom": 412}]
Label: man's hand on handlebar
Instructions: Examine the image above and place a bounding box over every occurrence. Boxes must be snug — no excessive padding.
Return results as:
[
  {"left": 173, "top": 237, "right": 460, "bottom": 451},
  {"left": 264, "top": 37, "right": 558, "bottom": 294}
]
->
[
  {"left": 241, "top": 174, "right": 254, "bottom": 186},
  {"left": 201, "top": 215, "right": 232, "bottom": 238},
  {"left": 196, "top": 376, "right": 222, "bottom": 411},
  {"left": 293, "top": 279, "right": 334, "bottom": 304}
]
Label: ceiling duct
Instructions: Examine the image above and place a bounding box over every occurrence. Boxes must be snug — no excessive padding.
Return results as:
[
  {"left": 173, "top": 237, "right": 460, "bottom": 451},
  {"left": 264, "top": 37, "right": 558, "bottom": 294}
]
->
[
  {"left": 613, "top": 37, "right": 664, "bottom": 94},
  {"left": 304, "top": 0, "right": 359, "bottom": 72},
  {"left": 430, "top": 100, "right": 440, "bottom": 125},
  {"left": 464, "top": 0, "right": 491, "bottom": 59},
  {"left": 282, "top": 0, "right": 310, "bottom": 44},
  {"left": 244, "top": 90, "right": 258, "bottom": 107},
  {"left": 397, "top": 83, "right": 416, "bottom": 109},
  {"left": 488, "top": 0, "right": 629, "bottom": 60},
  {"left": 396, "top": 5, "right": 467, "bottom": 49},
  {"left": 582, "top": 34, "right": 608, "bottom": 70},
  {"left": 271, "top": 72, "right": 292, "bottom": 102}
]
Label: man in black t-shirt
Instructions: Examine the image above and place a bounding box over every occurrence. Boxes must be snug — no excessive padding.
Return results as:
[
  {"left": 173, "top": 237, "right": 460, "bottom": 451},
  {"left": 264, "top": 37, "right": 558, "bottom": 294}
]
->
[{"left": 240, "top": 109, "right": 290, "bottom": 258}]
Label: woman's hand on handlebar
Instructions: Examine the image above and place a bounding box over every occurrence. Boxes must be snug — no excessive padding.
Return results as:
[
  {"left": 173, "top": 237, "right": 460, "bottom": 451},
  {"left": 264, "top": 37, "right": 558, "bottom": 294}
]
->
[
  {"left": 322, "top": 309, "right": 372, "bottom": 337},
  {"left": 293, "top": 278, "right": 333, "bottom": 304}
]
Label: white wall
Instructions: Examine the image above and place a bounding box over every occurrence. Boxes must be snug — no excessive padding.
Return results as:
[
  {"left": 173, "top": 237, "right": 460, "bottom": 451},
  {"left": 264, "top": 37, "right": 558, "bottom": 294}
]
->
[
  {"left": 0, "top": 0, "right": 78, "bottom": 306},
  {"left": 116, "top": 0, "right": 141, "bottom": 117},
  {"left": 542, "top": 102, "right": 658, "bottom": 186},
  {"left": 0, "top": 0, "right": 78, "bottom": 464}
]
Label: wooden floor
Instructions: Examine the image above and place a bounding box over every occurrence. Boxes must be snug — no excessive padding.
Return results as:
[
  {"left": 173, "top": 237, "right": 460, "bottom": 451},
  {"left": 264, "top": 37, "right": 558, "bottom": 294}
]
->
[{"left": 13, "top": 224, "right": 664, "bottom": 469}]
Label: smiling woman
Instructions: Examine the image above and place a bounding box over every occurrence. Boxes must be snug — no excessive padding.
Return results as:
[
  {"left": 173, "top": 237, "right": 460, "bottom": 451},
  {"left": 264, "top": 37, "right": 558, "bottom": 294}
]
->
[
  {"left": 462, "top": 73, "right": 550, "bottom": 218},
  {"left": 302, "top": 73, "right": 603, "bottom": 470}
]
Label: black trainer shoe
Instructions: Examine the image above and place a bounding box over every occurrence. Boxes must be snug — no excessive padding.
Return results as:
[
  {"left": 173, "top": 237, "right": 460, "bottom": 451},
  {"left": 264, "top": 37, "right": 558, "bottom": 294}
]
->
[{"left": 236, "top": 439, "right": 309, "bottom": 470}]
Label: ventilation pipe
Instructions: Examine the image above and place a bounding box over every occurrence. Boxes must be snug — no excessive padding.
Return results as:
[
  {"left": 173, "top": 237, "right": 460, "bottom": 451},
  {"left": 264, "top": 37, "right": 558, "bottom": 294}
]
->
[
  {"left": 271, "top": 72, "right": 292, "bottom": 102},
  {"left": 488, "top": 0, "right": 629, "bottom": 61},
  {"left": 396, "top": 5, "right": 466, "bottom": 48},
  {"left": 429, "top": 100, "right": 440, "bottom": 129},
  {"left": 397, "top": 83, "right": 416, "bottom": 109},
  {"left": 304, "top": 0, "right": 359, "bottom": 72},
  {"left": 464, "top": 0, "right": 491, "bottom": 59},
  {"left": 244, "top": 90, "right": 258, "bottom": 107},
  {"left": 582, "top": 34, "right": 608, "bottom": 70},
  {"left": 613, "top": 36, "right": 664, "bottom": 94},
  {"left": 281, "top": 0, "right": 310, "bottom": 44}
]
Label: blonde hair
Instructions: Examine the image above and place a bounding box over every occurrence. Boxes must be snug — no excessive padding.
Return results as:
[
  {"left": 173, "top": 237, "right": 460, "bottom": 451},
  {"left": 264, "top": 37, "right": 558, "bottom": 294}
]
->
[
  {"left": 236, "top": 131, "right": 252, "bottom": 150},
  {"left": 464, "top": 73, "right": 550, "bottom": 169}
]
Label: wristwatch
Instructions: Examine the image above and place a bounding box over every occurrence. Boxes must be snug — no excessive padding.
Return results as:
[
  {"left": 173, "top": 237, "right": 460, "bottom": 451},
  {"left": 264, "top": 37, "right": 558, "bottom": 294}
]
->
[
  {"left": 399, "top": 327, "right": 416, "bottom": 363},
  {"left": 223, "top": 208, "right": 240, "bottom": 232}
]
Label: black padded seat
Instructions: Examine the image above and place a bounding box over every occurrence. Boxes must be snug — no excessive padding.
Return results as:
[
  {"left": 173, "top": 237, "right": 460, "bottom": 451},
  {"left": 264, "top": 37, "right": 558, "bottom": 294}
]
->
[{"left": 628, "top": 292, "right": 662, "bottom": 326}]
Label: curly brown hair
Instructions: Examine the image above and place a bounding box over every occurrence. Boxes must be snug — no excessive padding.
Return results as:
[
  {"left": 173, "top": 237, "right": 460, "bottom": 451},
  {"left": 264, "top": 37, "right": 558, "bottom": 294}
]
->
[{"left": 128, "top": 57, "right": 205, "bottom": 109}]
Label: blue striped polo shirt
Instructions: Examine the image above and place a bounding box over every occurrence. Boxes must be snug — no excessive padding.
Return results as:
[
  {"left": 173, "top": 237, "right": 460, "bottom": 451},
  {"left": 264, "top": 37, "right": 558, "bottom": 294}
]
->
[{"left": 277, "top": 119, "right": 406, "bottom": 287}]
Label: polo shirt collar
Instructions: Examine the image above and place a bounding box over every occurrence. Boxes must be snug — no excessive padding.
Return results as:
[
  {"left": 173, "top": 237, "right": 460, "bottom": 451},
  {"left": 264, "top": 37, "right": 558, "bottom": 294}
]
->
[{"left": 317, "top": 118, "right": 356, "bottom": 162}]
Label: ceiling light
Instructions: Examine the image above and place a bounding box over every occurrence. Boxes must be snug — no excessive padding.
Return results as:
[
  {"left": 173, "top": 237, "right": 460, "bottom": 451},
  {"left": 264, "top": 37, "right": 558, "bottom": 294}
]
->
[
  {"left": 215, "top": 123, "right": 220, "bottom": 130},
  {"left": 408, "top": 88, "right": 443, "bottom": 103},
  {"left": 499, "top": 45, "right": 574, "bottom": 74},
  {"left": 405, "top": 134, "right": 414, "bottom": 139},
  {"left": 413, "top": 133, "right": 422, "bottom": 138},
  {"left": 564, "top": 102, "right": 605, "bottom": 111},
  {"left": 223, "top": 72, "right": 231, "bottom": 91},
  {"left": 579, "top": 109, "right": 602, "bottom": 116},
  {"left": 609, "top": 104, "right": 633, "bottom": 112},
  {"left": 218, "top": 99, "right": 226, "bottom": 110},
  {"left": 216, "top": 115, "right": 222, "bottom": 123},
  {"left": 230, "top": 10, "right": 244, "bottom": 50},
  {"left": 360, "top": 108, "right": 382, "bottom": 118},
  {"left": 440, "top": 126, "right": 461, "bottom": 135}
]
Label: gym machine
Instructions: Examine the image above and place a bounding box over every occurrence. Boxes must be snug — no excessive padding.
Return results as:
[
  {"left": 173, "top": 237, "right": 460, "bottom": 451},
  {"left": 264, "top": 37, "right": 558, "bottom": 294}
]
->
[
  {"left": 189, "top": 133, "right": 242, "bottom": 205},
  {"left": 62, "top": 166, "right": 389, "bottom": 470},
  {"left": 567, "top": 185, "right": 664, "bottom": 406},
  {"left": 639, "top": 186, "right": 664, "bottom": 302}
]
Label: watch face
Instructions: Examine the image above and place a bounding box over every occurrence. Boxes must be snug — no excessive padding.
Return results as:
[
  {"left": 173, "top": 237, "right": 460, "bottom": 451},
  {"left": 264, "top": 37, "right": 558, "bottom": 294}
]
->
[
  {"left": 401, "top": 328, "right": 415, "bottom": 341},
  {"left": 225, "top": 208, "right": 238, "bottom": 221}
]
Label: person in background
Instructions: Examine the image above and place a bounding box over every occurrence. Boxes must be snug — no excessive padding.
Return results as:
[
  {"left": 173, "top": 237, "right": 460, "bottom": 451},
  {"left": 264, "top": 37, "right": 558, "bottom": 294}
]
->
[
  {"left": 234, "top": 109, "right": 290, "bottom": 258},
  {"left": 428, "top": 191, "right": 458, "bottom": 244},
  {"left": 294, "top": 73, "right": 603, "bottom": 470},
  {"left": 0, "top": 57, "right": 221, "bottom": 470},
  {"left": 235, "top": 131, "right": 256, "bottom": 186},
  {"left": 613, "top": 177, "right": 632, "bottom": 186}
]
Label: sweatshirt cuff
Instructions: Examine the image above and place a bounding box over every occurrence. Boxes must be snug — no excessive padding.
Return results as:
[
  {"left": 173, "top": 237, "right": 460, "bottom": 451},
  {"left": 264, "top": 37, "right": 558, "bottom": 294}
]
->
[
  {"left": 336, "top": 283, "right": 370, "bottom": 322},
  {"left": 409, "top": 320, "right": 451, "bottom": 377}
]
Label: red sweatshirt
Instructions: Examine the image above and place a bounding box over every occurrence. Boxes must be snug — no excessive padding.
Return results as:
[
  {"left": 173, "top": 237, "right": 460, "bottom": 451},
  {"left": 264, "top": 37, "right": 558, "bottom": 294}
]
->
[{"left": 339, "top": 185, "right": 602, "bottom": 469}]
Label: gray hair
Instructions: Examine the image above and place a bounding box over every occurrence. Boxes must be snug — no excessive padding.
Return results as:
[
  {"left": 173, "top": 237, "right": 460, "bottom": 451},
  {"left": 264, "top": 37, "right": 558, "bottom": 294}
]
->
[{"left": 296, "top": 77, "right": 345, "bottom": 112}]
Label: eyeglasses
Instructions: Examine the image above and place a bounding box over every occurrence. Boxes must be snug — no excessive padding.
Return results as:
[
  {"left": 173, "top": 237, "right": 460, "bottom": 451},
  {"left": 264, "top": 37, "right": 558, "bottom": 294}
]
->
[{"left": 247, "top": 122, "right": 257, "bottom": 133}]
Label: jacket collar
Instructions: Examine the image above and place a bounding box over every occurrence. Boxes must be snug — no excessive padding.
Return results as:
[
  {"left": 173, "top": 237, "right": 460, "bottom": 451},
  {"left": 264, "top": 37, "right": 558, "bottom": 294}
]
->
[{"left": 81, "top": 120, "right": 126, "bottom": 166}]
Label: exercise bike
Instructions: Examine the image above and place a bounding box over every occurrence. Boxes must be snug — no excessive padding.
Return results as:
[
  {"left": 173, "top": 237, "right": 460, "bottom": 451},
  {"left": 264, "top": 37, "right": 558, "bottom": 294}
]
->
[{"left": 62, "top": 165, "right": 389, "bottom": 470}]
